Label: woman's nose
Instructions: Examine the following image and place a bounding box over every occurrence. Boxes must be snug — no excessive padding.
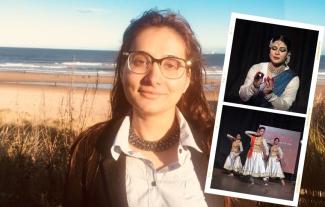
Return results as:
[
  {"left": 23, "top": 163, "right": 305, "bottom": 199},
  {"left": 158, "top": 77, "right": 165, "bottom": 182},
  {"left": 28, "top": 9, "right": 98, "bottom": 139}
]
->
[{"left": 142, "top": 62, "right": 163, "bottom": 85}]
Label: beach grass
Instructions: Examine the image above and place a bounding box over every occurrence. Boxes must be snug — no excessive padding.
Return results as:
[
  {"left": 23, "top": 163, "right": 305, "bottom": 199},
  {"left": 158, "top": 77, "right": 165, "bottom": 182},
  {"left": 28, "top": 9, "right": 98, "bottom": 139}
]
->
[
  {"left": 0, "top": 91, "right": 325, "bottom": 206},
  {"left": 0, "top": 84, "right": 100, "bottom": 206},
  {"left": 0, "top": 121, "right": 73, "bottom": 206}
]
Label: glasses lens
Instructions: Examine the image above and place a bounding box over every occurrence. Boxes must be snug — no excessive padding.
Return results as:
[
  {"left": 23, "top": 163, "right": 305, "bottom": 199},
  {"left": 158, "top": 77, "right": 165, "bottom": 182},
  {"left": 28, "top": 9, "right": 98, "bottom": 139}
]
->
[
  {"left": 161, "top": 58, "right": 185, "bottom": 78},
  {"left": 128, "top": 52, "right": 150, "bottom": 73}
]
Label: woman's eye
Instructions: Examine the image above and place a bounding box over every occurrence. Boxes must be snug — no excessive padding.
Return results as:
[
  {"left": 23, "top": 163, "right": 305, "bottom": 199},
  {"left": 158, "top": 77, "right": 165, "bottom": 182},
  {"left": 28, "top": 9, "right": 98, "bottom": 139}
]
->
[
  {"left": 162, "top": 59, "right": 179, "bottom": 70},
  {"left": 279, "top": 48, "right": 287, "bottom": 52},
  {"left": 271, "top": 46, "right": 287, "bottom": 52},
  {"left": 165, "top": 63, "right": 177, "bottom": 69},
  {"left": 131, "top": 56, "right": 148, "bottom": 67},
  {"left": 133, "top": 59, "right": 145, "bottom": 65}
]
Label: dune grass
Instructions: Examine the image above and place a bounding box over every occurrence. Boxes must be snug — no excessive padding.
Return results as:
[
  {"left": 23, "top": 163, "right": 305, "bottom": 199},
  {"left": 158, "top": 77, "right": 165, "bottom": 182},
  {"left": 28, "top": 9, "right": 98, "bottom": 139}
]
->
[
  {"left": 0, "top": 121, "right": 74, "bottom": 206},
  {"left": 0, "top": 85, "right": 100, "bottom": 206}
]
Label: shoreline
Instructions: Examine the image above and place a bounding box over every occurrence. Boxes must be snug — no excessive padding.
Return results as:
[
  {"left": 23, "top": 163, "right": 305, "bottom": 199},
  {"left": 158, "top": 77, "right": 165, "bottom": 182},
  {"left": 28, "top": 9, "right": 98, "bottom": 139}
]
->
[
  {"left": 0, "top": 70, "right": 114, "bottom": 84},
  {"left": 1, "top": 70, "right": 324, "bottom": 86},
  {"left": 1, "top": 71, "right": 324, "bottom": 129}
]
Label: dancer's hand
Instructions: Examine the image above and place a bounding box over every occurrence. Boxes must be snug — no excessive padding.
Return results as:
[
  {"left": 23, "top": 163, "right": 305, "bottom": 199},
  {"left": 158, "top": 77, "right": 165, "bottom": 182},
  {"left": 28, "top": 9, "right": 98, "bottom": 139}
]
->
[
  {"left": 263, "top": 76, "right": 274, "bottom": 95},
  {"left": 253, "top": 72, "right": 264, "bottom": 88}
]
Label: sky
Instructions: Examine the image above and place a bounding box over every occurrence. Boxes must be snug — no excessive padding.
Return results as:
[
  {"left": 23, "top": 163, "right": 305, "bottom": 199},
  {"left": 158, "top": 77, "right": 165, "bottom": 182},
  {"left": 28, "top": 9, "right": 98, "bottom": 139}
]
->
[{"left": 0, "top": 0, "right": 325, "bottom": 53}]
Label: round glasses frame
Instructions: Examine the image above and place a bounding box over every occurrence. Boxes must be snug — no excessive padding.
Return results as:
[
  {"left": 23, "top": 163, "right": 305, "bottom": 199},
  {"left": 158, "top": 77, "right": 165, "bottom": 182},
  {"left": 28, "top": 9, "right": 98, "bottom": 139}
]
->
[{"left": 123, "top": 51, "right": 192, "bottom": 79}]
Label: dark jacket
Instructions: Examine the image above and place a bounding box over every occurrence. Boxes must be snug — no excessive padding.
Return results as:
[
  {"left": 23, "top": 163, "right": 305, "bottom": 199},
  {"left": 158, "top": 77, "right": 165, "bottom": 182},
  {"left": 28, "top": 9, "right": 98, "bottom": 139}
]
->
[{"left": 63, "top": 117, "right": 211, "bottom": 207}]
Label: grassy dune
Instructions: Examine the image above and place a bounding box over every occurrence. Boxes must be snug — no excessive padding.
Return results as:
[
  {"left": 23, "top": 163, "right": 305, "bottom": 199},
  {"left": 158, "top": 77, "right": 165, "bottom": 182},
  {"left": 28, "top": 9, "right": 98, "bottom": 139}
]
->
[
  {"left": 299, "top": 96, "right": 325, "bottom": 207},
  {"left": 0, "top": 119, "right": 75, "bottom": 206}
]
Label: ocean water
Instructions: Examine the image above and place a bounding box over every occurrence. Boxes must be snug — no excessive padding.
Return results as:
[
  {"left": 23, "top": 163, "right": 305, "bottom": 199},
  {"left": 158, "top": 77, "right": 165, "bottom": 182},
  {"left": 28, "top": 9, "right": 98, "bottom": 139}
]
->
[
  {"left": 0, "top": 47, "right": 116, "bottom": 75},
  {"left": 0, "top": 47, "right": 227, "bottom": 76},
  {"left": 0, "top": 47, "right": 324, "bottom": 78}
]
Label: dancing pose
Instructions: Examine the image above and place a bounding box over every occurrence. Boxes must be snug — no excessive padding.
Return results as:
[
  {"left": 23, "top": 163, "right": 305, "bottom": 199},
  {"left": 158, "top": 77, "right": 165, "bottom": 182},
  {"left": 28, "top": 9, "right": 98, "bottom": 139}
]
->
[
  {"left": 239, "top": 34, "right": 299, "bottom": 111},
  {"left": 265, "top": 137, "right": 285, "bottom": 186},
  {"left": 242, "top": 127, "right": 269, "bottom": 184},
  {"left": 223, "top": 133, "right": 243, "bottom": 175}
]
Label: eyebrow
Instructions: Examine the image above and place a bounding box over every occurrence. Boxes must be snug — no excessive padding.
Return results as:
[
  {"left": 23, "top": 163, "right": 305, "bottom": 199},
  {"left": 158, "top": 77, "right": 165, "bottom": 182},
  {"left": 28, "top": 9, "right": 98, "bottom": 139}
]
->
[
  {"left": 271, "top": 46, "right": 287, "bottom": 50},
  {"left": 271, "top": 45, "right": 287, "bottom": 48},
  {"left": 132, "top": 50, "right": 186, "bottom": 60}
]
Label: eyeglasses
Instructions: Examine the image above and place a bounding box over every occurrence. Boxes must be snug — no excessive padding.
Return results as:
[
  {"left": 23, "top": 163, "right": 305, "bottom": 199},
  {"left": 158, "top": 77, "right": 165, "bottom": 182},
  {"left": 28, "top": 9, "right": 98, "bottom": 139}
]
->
[{"left": 123, "top": 51, "right": 191, "bottom": 79}]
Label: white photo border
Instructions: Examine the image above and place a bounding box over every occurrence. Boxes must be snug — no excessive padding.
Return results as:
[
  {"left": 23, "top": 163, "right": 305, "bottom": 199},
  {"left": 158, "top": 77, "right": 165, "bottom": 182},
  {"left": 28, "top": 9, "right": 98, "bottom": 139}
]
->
[{"left": 205, "top": 12, "right": 324, "bottom": 206}]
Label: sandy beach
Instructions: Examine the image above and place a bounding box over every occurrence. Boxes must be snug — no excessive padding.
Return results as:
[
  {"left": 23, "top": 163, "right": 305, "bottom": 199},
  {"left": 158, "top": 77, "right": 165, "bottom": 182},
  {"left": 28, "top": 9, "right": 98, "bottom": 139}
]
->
[
  {"left": 0, "top": 71, "right": 324, "bottom": 129},
  {"left": 0, "top": 70, "right": 114, "bottom": 85}
]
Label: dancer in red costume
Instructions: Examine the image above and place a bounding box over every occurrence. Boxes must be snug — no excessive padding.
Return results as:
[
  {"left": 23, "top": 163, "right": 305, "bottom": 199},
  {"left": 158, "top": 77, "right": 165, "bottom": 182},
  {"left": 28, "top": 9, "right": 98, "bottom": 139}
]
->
[{"left": 242, "top": 127, "right": 269, "bottom": 184}]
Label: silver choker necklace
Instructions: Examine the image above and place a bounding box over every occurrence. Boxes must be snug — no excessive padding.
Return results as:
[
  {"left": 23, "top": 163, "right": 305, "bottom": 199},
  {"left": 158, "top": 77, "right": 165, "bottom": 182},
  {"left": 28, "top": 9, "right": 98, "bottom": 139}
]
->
[{"left": 128, "top": 117, "right": 180, "bottom": 152}]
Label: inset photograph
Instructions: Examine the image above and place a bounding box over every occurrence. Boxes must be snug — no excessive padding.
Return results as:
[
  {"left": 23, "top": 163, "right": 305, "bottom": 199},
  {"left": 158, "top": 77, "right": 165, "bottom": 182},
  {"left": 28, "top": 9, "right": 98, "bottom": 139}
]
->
[
  {"left": 206, "top": 13, "right": 324, "bottom": 206},
  {"left": 207, "top": 105, "right": 305, "bottom": 205},
  {"left": 223, "top": 14, "right": 321, "bottom": 114}
]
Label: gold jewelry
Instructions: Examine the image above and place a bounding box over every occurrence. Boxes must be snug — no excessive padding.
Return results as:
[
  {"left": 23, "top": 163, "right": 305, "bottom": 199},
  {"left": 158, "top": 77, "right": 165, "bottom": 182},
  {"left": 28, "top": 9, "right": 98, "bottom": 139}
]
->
[{"left": 268, "top": 62, "right": 285, "bottom": 75}]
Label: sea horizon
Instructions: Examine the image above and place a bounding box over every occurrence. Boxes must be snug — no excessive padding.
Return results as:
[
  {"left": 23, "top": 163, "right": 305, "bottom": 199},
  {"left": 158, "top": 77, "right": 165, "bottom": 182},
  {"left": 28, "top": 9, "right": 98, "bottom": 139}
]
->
[{"left": 0, "top": 47, "right": 324, "bottom": 80}]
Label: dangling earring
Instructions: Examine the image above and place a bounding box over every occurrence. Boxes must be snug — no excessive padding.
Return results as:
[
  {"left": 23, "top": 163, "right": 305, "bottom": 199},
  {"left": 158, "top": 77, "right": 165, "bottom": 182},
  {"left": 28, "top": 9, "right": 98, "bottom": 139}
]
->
[{"left": 285, "top": 53, "right": 291, "bottom": 66}]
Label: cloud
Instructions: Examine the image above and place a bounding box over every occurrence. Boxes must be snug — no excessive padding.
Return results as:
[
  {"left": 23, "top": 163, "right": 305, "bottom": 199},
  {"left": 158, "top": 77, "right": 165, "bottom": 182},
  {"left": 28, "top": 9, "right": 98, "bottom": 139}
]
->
[{"left": 77, "top": 8, "right": 105, "bottom": 14}]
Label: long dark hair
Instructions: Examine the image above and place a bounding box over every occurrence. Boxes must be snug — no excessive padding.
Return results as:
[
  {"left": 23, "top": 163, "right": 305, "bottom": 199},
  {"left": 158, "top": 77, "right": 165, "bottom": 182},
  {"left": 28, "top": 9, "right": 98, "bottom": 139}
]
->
[{"left": 111, "top": 9, "right": 215, "bottom": 151}]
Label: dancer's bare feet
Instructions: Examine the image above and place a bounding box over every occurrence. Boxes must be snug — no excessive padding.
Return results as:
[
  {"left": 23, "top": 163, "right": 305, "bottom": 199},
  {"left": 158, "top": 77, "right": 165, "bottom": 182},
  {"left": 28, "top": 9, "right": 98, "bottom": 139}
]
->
[
  {"left": 281, "top": 179, "right": 285, "bottom": 186},
  {"left": 263, "top": 177, "right": 269, "bottom": 186},
  {"left": 249, "top": 177, "right": 255, "bottom": 184}
]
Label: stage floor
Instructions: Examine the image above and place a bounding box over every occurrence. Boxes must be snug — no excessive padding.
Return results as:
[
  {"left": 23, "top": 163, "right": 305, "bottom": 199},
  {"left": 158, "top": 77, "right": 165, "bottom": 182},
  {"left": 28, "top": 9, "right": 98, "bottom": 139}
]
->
[{"left": 210, "top": 168, "right": 295, "bottom": 201}]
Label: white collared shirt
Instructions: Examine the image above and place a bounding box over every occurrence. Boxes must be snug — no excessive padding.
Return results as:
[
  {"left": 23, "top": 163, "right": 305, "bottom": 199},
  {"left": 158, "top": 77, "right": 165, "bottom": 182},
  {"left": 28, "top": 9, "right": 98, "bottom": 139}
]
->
[{"left": 110, "top": 110, "right": 209, "bottom": 207}]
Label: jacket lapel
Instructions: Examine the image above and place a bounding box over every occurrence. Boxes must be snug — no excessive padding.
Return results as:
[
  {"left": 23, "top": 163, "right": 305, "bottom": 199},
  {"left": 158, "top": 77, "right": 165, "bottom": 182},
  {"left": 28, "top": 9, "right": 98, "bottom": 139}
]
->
[
  {"left": 101, "top": 155, "right": 128, "bottom": 207},
  {"left": 96, "top": 117, "right": 128, "bottom": 207}
]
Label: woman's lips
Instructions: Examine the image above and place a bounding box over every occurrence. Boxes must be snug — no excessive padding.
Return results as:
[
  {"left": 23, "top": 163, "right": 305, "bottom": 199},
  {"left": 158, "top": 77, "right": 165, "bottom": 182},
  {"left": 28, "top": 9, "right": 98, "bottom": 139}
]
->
[{"left": 138, "top": 89, "right": 166, "bottom": 99}]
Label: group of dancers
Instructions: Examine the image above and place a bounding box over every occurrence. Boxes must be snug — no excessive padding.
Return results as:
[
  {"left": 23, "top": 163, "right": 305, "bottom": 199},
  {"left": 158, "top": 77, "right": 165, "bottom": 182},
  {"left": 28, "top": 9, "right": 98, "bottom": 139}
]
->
[{"left": 223, "top": 127, "right": 285, "bottom": 186}]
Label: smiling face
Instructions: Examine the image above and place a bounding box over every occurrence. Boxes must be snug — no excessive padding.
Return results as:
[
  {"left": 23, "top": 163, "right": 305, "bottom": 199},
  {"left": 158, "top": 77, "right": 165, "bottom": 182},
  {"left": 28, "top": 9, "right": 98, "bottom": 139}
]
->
[
  {"left": 236, "top": 134, "right": 241, "bottom": 140},
  {"left": 121, "top": 26, "right": 190, "bottom": 117},
  {"left": 257, "top": 128, "right": 265, "bottom": 136},
  {"left": 269, "top": 40, "right": 289, "bottom": 66}
]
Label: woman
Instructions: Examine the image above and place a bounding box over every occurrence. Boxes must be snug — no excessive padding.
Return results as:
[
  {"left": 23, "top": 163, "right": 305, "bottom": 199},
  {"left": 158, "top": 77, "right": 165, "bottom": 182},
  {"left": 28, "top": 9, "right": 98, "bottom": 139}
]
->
[
  {"left": 223, "top": 133, "right": 243, "bottom": 175},
  {"left": 264, "top": 137, "right": 285, "bottom": 186},
  {"left": 64, "top": 10, "right": 224, "bottom": 207},
  {"left": 242, "top": 127, "right": 269, "bottom": 184},
  {"left": 239, "top": 34, "right": 299, "bottom": 111}
]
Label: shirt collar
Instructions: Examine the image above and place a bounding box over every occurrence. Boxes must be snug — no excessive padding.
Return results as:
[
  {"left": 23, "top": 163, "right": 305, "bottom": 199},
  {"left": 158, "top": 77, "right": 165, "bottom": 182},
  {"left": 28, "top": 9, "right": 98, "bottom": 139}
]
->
[{"left": 110, "top": 109, "right": 202, "bottom": 160}]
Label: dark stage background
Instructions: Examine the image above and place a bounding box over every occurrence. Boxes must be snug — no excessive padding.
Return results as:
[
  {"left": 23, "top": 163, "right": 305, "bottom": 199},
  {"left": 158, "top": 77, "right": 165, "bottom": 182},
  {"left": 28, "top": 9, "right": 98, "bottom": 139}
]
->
[
  {"left": 213, "top": 105, "right": 305, "bottom": 180},
  {"left": 224, "top": 18, "right": 319, "bottom": 113}
]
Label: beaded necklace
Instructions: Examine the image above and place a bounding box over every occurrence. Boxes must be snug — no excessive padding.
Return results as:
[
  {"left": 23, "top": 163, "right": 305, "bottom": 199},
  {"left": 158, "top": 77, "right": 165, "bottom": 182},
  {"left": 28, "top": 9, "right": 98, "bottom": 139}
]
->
[
  {"left": 268, "top": 62, "right": 285, "bottom": 76},
  {"left": 128, "top": 116, "right": 180, "bottom": 152}
]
